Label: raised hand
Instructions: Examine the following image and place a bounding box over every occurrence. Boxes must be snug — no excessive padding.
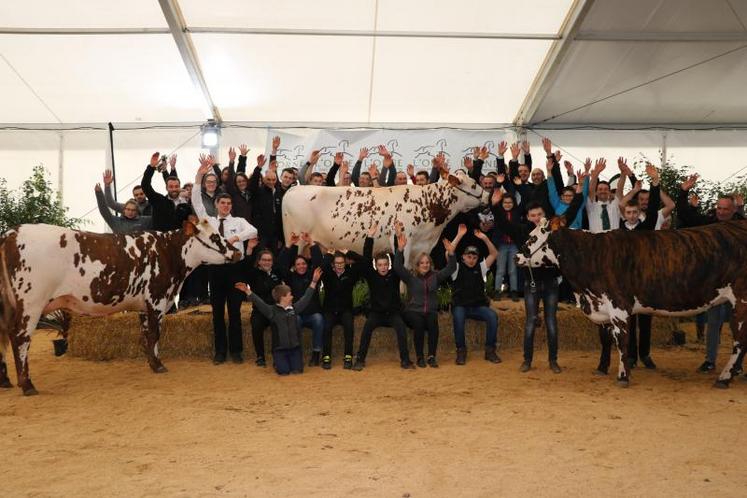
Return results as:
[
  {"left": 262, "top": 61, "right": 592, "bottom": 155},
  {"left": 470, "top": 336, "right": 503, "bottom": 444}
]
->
[
  {"left": 300, "top": 232, "right": 313, "bottom": 245},
  {"left": 272, "top": 136, "right": 280, "bottom": 153},
  {"left": 368, "top": 222, "right": 379, "bottom": 238},
  {"left": 169, "top": 154, "right": 177, "bottom": 169},
  {"left": 247, "top": 238, "right": 260, "bottom": 251},
  {"left": 149, "top": 152, "right": 160, "bottom": 168},
  {"left": 542, "top": 137, "right": 552, "bottom": 154},
  {"left": 103, "top": 169, "right": 113, "bottom": 186},
  {"left": 442, "top": 237, "right": 455, "bottom": 254},
  {"left": 474, "top": 229, "right": 488, "bottom": 241},
  {"left": 377, "top": 144, "right": 391, "bottom": 158},
  {"left": 681, "top": 173, "right": 699, "bottom": 191},
  {"left": 593, "top": 158, "right": 607, "bottom": 175},
  {"left": 228, "top": 146, "right": 236, "bottom": 163},
  {"left": 288, "top": 232, "right": 301, "bottom": 246},
  {"left": 633, "top": 180, "right": 643, "bottom": 192},
  {"left": 334, "top": 151, "right": 343, "bottom": 166},
  {"left": 268, "top": 160, "right": 278, "bottom": 172},
  {"left": 521, "top": 140, "right": 530, "bottom": 154},
  {"left": 359, "top": 147, "right": 369, "bottom": 161},
  {"left": 584, "top": 158, "right": 592, "bottom": 174},
  {"left": 513, "top": 176, "right": 523, "bottom": 186},
  {"left": 340, "top": 160, "right": 350, "bottom": 178},
  {"left": 478, "top": 146, "right": 489, "bottom": 161},
  {"left": 94, "top": 183, "right": 102, "bottom": 192},
  {"left": 234, "top": 282, "right": 251, "bottom": 295},
  {"left": 239, "top": 143, "right": 250, "bottom": 156},
  {"left": 407, "top": 164, "right": 415, "bottom": 177},
  {"left": 496, "top": 172, "right": 506, "bottom": 184},
  {"left": 473, "top": 146, "right": 480, "bottom": 159},
  {"left": 546, "top": 156, "right": 555, "bottom": 172},
  {"left": 309, "top": 150, "right": 321, "bottom": 165},
  {"left": 554, "top": 149, "right": 562, "bottom": 162},
  {"left": 464, "top": 156, "right": 473, "bottom": 171},
  {"left": 457, "top": 223, "right": 468, "bottom": 238},
  {"left": 257, "top": 154, "right": 267, "bottom": 168},
  {"left": 617, "top": 157, "right": 631, "bottom": 176},
  {"left": 499, "top": 141, "right": 509, "bottom": 157},
  {"left": 509, "top": 142, "right": 519, "bottom": 160},
  {"left": 312, "top": 267, "right": 323, "bottom": 284},
  {"left": 491, "top": 187, "right": 503, "bottom": 206},
  {"left": 563, "top": 160, "right": 574, "bottom": 176},
  {"left": 688, "top": 193, "right": 700, "bottom": 207}
]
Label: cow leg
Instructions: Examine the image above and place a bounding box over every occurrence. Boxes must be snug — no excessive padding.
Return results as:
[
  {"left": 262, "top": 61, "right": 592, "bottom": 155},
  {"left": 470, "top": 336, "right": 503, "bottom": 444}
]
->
[
  {"left": 714, "top": 302, "right": 747, "bottom": 389},
  {"left": 8, "top": 310, "right": 42, "bottom": 396},
  {"left": 139, "top": 310, "right": 167, "bottom": 373},
  {"left": 608, "top": 314, "right": 631, "bottom": 388}
]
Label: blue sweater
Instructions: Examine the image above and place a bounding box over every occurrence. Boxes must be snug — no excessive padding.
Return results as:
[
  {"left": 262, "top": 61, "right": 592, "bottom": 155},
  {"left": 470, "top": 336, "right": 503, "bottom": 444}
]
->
[{"left": 547, "top": 176, "right": 589, "bottom": 229}]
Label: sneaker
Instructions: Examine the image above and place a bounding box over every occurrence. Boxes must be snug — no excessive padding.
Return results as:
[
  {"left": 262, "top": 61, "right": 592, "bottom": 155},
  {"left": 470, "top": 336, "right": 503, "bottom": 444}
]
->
[
  {"left": 641, "top": 356, "right": 657, "bottom": 370},
  {"left": 352, "top": 359, "right": 365, "bottom": 371},
  {"left": 485, "top": 347, "right": 502, "bottom": 364},
  {"left": 416, "top": 357, "right": 426, "bottom": 368},
  {"left": 549, "top": 361, "right": 561, "bottom": 374},
  {"left": 213, "top": 353, "right": 226, "bottom": 365},
  {"left": 231, "top": 353, "right": 244, "bottom": 364},
  {"left": 401, "top": 360, "right": 416, "bottom": 370},
  {"left": 343, "top": 355, "right": 353, "bottom": 370},
  {"left": 427, "top": 356, "right": 439, "bottom": 368},
  {"left": 322, "top": 355, "right": 332, "bottom": 370},
  {"left": 520, "top": 361, "right": 531, "bottom": 373},
  {"left": 255, "top": 356, "right": 266, "bottom": 368},
  {"left": 308, "top": 351, "right": 321, "bottom": 367},
  {"left": 456, "top": 348, "right": 467, "bottom": 365},
  {"left": 697, "top": 361, "right": 715, "bottom": 373}
]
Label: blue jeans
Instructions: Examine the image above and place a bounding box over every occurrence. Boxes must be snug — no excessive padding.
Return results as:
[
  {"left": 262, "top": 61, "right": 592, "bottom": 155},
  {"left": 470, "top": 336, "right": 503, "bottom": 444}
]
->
[
  {"left": 706, "top": 303, "right": 733, "bottom": 363},
  {"left": 495, "top": 243, "right": 519, "bottom": 292},
  {"left": 297, "top": 313, "right": 324, "bottom": 352},
  {"left": 523, "top": 277, "right": 559, "bottom": 362},
  {"left": 452, "top": 306, "right": 498, "bottom": 350}
]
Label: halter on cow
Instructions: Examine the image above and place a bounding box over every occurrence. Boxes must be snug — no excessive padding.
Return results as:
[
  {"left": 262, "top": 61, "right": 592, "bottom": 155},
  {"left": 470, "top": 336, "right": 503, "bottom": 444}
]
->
[{"left": 0, "top": 220, "right": 241, "bottom": 396}]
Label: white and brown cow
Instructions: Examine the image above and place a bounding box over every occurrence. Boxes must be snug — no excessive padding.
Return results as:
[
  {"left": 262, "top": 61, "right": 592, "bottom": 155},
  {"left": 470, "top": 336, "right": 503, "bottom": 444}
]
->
[
  {"left": 517, "top": 218, "right": 747, "bottom": 388},
  {"left": 282, "top": 171, "right": 488, "bottom": 266},
  {"left": 0, "top": 220, "right": 240, "bottom": 395}
]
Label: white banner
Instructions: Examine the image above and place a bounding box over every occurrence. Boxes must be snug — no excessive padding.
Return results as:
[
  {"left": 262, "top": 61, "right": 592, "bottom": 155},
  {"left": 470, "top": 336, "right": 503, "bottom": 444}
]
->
[{"left": 264, "top": 128, "right": 520, "bottom": 176}]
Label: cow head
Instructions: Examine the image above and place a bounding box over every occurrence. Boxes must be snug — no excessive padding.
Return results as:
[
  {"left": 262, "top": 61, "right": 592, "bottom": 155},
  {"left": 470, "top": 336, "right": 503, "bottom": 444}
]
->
[
  {"left": 447, "top": 171, "right": 490, "bottom": 211},
  {"left": 183, "top": 219, "right": 242, "bottom": 266},
  {"left": 515, "top": 217, "right": 565, "bottom": 268}
]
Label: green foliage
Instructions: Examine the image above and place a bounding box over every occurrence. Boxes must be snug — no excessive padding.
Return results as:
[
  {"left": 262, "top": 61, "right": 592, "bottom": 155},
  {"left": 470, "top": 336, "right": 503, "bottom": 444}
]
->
[
  {"left": 352, "top": 280, "right": 370, "bottom": 309},
  {"left": 0, "top": 164, "right": 83, "bottom": 234}
]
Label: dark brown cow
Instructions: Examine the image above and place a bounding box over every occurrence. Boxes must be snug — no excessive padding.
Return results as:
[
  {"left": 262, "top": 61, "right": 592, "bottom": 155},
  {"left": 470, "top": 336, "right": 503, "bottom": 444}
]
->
[
  {"left": 517, "top": 219, "right": 747, "bottom": 387},
  {"left": 0, "top": 220, "right": 241, "bottom": 395}
]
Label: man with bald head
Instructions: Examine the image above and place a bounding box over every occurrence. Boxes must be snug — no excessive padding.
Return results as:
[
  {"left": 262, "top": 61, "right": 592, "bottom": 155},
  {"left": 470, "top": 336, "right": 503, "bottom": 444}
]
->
[{"left": 677, "top": 174, "right": 745, "bottom": 373}]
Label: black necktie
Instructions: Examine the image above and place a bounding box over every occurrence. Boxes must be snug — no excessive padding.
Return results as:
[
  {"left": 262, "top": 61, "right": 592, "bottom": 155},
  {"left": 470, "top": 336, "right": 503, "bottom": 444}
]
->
[
  {"left": 601, "top": 204, "right": 610, "bottom": 231},
  {"left": 219, "top": 218, "right": 225, "bottom": 237}
]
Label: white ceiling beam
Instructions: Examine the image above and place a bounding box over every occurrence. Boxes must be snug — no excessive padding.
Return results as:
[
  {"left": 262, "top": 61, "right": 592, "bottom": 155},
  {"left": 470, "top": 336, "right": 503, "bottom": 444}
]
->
[
  {"left": 0, "top": 27, "right": 170, "bottom": 35},
  {"left": 576, "top": 31, "right": 747, "bottom": 42},
  {"left": 186, "top": 26, "right": 559, "bottom": 41},
  {"left": 513, "top": 0, "right": 596, "bottom": 127},
  {"left": 157, "top": 0, "right": 221, "bottom": 122}
]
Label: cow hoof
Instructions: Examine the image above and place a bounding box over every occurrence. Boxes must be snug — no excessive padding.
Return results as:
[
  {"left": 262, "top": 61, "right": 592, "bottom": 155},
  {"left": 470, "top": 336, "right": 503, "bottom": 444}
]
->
[
  {"left": 22, "top": 387, "right": 39, "bottom": 396},
  {"left": 0, "top": 378, "right": 12, "bottom": 389},
  {"left": 152, "top": 365, "right": 168, "bottom": 374},
  {"left": 713, "top": 379, "right": 731, "bottom": 389},
  {"left": 616, "top": 378, "right": 630, "bottom": 388}
]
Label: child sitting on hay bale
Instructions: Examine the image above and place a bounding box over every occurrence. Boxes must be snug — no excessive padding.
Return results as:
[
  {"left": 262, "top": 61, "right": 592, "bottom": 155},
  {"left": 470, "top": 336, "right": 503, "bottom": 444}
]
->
[{"left": 235, "top": 268, "right": 322, "bottom": 376}]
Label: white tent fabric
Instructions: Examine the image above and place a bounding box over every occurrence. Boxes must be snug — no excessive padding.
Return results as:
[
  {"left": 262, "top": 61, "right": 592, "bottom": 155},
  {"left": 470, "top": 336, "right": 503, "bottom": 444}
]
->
[{"left": 1, "top": 0, "right": 746, "bottom": 231}]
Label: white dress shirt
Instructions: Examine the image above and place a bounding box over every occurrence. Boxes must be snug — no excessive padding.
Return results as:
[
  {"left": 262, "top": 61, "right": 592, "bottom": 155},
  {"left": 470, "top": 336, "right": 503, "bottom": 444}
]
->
[
  {"left": 586, "top": 199, "right": 621, "bottom": 233},
  {"left": 192, "top": 184, "right": 257, "bottom": 256}
]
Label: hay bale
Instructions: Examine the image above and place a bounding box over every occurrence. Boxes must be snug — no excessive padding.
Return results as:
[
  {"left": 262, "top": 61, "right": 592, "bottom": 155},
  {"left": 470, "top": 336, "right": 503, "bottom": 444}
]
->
[{"left": 67, "top": 301, "right": 680, "bottom": 361}]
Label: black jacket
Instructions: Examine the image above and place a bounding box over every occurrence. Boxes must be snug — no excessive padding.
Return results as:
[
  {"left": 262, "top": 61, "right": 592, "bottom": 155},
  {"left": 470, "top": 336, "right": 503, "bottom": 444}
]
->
[
  {"left": 360, "top": 237, "right": 401, "bottom": 313},
  {"left": 277, "top": 244, "right": 324, "bottom": 315},
  {"left": 141, "top": 165, "right": 191, "bottom": 231},
  {"left": 224, "top": 155, "right": 254, "bottom": 223},
  {"left": 676, "top": 188, "right": 745, "bottom": 227},
  {"left": 248, "top": 162, "right": 285, "bottom": 245},
  {"left": 248, "top": 287, "right": 316, "bottom": 350},
  {"left": 320, "top": 254, "right": 362, "bottom": 312}
]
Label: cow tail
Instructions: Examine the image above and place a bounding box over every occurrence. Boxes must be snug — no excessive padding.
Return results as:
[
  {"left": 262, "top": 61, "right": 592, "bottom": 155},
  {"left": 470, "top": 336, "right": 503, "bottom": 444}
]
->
[{"left": 0, "top": 240, "right": 15, "bottom": 356}]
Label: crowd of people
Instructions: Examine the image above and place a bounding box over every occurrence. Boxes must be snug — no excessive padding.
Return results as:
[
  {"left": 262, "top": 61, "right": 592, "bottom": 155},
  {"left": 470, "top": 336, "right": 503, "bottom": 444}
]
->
[{"left": 94, "top": 136, "right": 745, "bottom": 377}]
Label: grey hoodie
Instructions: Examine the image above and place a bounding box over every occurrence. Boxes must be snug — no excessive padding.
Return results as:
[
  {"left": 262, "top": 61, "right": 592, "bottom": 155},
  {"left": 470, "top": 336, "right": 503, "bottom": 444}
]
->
[{"left": 392, "top": 249, "right": 456, "bottom": 314}]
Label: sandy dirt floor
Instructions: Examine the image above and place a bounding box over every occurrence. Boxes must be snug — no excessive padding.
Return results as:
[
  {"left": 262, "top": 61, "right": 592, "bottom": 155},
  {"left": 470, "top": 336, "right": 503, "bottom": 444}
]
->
[{"left": 3, "top": 337, "right": 747, "bottom": 498}]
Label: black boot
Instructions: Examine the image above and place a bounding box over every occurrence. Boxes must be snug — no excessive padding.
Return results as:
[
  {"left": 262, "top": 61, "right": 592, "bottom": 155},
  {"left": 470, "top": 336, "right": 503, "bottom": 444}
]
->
[
  {"left": 456, "top": 348, "right": 467, "bottom": 365},
  {"left": 485, "top": 346, "right": 501, "bottom": 364},
  {"left": 308, "top": 351, "right": 321, "bottom": 367}
]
